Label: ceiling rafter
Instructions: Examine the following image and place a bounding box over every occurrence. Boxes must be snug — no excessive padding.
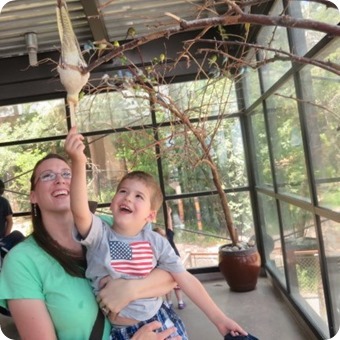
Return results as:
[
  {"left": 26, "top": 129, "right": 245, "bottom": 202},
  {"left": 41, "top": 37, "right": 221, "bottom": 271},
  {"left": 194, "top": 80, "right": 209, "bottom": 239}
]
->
[{"left": 79, "top": 0, "right": 109, "bottom": 42}]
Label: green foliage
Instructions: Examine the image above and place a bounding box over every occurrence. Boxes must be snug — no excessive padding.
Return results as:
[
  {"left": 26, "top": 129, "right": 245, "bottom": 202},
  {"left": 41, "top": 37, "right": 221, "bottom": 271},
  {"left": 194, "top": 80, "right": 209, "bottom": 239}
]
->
[
  {"left": 113, "top": 131, "right": 159, "bottom": 177},
  {"left": 0, "top": 100, "right": 67, "bottom": 212},
  {"left": 297, "top": 264, "right": 318, "bottom": 293}
]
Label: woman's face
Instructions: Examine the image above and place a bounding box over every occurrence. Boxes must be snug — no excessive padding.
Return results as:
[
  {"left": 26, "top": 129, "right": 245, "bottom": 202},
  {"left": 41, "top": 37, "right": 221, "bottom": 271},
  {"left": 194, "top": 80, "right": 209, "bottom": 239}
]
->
[{"left": 30, "top": 158, "right": 72, "bottom": 214}]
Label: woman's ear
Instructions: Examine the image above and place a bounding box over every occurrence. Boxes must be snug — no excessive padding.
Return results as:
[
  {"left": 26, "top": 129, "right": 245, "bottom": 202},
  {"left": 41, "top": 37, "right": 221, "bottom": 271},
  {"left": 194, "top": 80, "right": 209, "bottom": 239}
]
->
[{"left": 29, "top": 191, "right": 36, "bottom": 204}]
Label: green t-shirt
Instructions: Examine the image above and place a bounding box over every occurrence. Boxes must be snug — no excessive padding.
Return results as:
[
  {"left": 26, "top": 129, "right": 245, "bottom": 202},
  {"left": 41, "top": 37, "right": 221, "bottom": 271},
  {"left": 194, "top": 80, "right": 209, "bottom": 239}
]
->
[
  {"left": 97, "top": 214, "right": 113, "bottom": 227},
  {"left": 0, "top": 236, "right": 110, "bottom": 340}
]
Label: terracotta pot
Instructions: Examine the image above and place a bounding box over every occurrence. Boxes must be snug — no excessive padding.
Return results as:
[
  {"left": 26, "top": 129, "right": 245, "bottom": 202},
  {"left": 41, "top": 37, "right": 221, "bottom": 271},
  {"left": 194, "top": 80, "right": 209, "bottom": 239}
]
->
[{"left": 218, "top": 244, "right": 261, "bottom": 292}]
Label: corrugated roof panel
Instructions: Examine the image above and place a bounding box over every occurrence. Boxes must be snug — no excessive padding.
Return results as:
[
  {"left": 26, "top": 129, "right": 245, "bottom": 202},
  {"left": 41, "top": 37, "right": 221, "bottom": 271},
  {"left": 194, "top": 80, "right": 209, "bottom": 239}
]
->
[
  {"left": 0, "top": 0, "right": 227, "bottom": 60},
  {"left": 99, "top": 0, "right": 215, "bottom": 41},
  {"left": 0, "top": 0, "right": 91, "bottom": 59}
]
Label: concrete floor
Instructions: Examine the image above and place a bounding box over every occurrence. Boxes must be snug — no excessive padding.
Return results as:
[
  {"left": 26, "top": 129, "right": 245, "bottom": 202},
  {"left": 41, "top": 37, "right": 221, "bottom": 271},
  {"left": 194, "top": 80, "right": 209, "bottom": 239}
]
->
[
  {"left": 0, "top": 276, "right": 315, "bottom": 340},
  {"left": 176, "top": 276, "right": 315, "bottom": 340}
]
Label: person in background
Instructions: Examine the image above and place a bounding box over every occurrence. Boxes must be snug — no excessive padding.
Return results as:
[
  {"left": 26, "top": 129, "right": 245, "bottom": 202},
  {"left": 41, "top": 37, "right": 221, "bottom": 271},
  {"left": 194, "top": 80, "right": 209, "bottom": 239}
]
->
[
  {"left": 65, "top": 126, "right": 248, "bottom": 340},
  {"left": 0, "top": 179, "right": 24, "bottom": 318},
  {"left": 0, "top": 179, "right": 24, "bottom": 263},
  {"left": 0, "top": 153, "right": 180, "bottom": 340},
  {"left": 154, "top": 204, "right": 186, "bottom": 310},
  {"left": 0, "top": 179, "right": 13, "bottom": 240}
]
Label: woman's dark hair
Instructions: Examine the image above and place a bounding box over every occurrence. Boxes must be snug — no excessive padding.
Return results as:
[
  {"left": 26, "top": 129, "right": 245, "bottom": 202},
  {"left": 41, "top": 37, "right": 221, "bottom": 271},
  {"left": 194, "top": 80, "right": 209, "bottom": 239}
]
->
[{"left": 30, "top": 153, "right": 86, "bottom": 277}]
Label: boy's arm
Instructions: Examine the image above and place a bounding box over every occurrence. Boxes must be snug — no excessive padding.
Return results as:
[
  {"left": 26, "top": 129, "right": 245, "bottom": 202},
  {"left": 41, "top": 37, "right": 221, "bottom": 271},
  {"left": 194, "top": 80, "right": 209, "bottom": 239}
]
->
[
  {"left": 173, "top": 271, "right": 247, "bottom": 336},
  {"left": 64, "top": 126, "right": 92, "bottom": 238}
]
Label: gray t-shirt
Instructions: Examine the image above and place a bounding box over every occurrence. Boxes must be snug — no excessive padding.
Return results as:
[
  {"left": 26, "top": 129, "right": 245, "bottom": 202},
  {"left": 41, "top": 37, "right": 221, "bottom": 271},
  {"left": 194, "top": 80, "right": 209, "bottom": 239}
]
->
[{"left": 77, "top": 214, "right": 185, "bottom": 321}]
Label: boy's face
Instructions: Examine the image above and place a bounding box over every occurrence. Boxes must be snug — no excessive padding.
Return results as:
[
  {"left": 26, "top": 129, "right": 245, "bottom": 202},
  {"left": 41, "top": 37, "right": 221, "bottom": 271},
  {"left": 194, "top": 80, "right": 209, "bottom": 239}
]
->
[{"left": 110, "top": 178, "right": 156, "bottom": 231}]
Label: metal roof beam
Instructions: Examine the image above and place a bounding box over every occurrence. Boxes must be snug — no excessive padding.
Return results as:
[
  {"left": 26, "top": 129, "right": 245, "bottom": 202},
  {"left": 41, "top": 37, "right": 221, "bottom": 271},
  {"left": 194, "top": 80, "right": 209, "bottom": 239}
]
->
[{"left": 79, "top": 0, "right": 109, "bottom": 42}]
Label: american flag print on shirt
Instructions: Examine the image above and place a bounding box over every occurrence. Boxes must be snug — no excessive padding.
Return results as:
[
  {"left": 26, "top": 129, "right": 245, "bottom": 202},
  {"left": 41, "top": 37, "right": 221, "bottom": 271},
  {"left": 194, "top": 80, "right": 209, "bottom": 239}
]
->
[{"left": 109, "top": 240, "right": 154, "bottom": 277}]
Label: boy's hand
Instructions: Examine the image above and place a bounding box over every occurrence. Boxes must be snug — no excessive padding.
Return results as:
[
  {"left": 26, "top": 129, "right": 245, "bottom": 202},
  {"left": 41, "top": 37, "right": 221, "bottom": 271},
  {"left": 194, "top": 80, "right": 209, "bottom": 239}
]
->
[
  {"left": 64, "top": 126, "right": 86, "bottom": 162},
  {"left": 217, "top": 316, "right": 247, "bottom": 337}
]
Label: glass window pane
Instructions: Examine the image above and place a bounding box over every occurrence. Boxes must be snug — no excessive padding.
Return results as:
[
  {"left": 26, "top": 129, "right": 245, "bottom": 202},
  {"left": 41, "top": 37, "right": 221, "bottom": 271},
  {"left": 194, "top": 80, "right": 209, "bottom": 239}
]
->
[
  {"left": 281, "top": 202, "right": 329, "bottom": 336},
  {"left": 257, "top": 193, "right": 285, "bottom": 287},
  {"left": 83, "top": 130, "right": 158, "bottom": 204},
  {"left": 12, "top": 216, "right": 32, "bottom": 237},
  {"left": 0, "top": 99, "right": 67, "bottom": 143},
  {"left": 160, "top": 118, "right": 247, "bottom": 195},
  {"left": 299, "top": 41, "right": 340, "bottom": 211},
  {"left": 0, "top": 140, "right": 65, "bottom": 214},
  {"left": 322, "top": 218, "right": 340, "bottom": 334},
  {"left": 156, "top": 78, "right": 238, "bottom": 122},
  {"left": 257, "top": 0, "right": 291, "bottom": 91},
  {"left": 251, "top": 110, "right": 273, "bottom": 188},
  {"left": 163, "top": 192, "right": 254, "bottom": 269},
  {"left": 242, "top": 49, "right": 261, "bottom": 108},
  {"left": 289, "top": 1, "right": 339, "bottom": 53},
  {"left": 266, "top": 78, "right": 310, "bottom": 200},
  {"left": 77, "top": 89, "right": 151, "bottom": 132}
]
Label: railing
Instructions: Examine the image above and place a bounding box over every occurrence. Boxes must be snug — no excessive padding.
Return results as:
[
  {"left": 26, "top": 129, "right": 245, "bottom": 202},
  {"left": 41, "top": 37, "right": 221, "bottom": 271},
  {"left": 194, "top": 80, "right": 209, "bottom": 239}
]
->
[{"left": 182, "top": 251, "right": 218, "bottom": 268}]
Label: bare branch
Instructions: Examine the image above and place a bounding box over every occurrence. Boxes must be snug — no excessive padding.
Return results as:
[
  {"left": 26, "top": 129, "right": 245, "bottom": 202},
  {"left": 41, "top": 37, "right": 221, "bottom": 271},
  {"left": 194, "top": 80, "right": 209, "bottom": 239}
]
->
[
  {"left": 275, "top": 93, "right": 340, "bottom": 121},
  {"left": 86, "top": 8, "right": 340, "bottom": 73},
  {"left": 197, "top": 39, "right": 340, "bottom": 76}
]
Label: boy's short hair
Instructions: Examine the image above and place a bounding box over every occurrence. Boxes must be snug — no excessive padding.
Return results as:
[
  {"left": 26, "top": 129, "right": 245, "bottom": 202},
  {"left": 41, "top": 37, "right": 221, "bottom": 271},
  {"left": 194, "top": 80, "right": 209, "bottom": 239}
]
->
[{"left": 117, "top": 171, "right": 163, "bottom": 211}]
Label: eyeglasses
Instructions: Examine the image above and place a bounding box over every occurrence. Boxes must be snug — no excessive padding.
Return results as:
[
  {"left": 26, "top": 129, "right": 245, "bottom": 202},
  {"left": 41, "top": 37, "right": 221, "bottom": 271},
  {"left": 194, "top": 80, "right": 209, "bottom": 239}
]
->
[{"left": 36, "top": 169, "right": 72, "bottom": 183}]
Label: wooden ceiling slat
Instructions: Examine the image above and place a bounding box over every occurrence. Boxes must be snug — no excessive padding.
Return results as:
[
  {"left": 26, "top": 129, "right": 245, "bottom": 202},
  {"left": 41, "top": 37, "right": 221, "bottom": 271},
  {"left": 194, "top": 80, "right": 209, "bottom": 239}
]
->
[{"left": 80, "top": 0, "right": 109, "bottom": 42}]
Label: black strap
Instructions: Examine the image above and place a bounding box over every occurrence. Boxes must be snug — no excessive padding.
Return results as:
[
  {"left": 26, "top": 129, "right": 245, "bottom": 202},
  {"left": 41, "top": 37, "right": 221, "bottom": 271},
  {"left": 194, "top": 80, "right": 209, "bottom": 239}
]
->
[{"left": 89, "top": 308, "right": 105, "bottom": 340}]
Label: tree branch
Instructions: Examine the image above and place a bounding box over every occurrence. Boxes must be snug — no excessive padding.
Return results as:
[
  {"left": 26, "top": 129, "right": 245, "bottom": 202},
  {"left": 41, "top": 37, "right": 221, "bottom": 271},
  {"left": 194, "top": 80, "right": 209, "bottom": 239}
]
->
[
  {"left": 197, "top": 39, "right": 340, "bottom": 76},
  {"left": 85, "top": 9, "right": 340, "bottom": 74}
]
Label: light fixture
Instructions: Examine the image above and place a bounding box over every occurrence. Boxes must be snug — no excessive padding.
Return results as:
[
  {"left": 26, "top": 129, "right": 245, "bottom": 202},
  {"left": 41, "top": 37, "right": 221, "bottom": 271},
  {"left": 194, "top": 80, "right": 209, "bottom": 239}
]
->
[{"left": 25, "top": 32, "right": 38, "bottom": 66}]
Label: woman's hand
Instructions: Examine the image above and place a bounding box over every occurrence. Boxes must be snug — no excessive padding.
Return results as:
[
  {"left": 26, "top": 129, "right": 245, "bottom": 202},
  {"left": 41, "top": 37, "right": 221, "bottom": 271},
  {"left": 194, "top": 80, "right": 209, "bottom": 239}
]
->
[
  {"left": 97, "top": 276, "right": 133, "bottom": 320},
  {"left": 131, "top": 321, "right": 181, "bottom": 340},
  {"left": 97, "top": 270, "right": 175, "bottom": 321}
]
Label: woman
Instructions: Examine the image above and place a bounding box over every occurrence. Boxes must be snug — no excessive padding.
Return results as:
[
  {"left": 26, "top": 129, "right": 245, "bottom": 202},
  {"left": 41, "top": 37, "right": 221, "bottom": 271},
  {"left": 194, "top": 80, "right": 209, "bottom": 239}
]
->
[{"left": 0, "top": 154, "right": 179, "bottom": 340}]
